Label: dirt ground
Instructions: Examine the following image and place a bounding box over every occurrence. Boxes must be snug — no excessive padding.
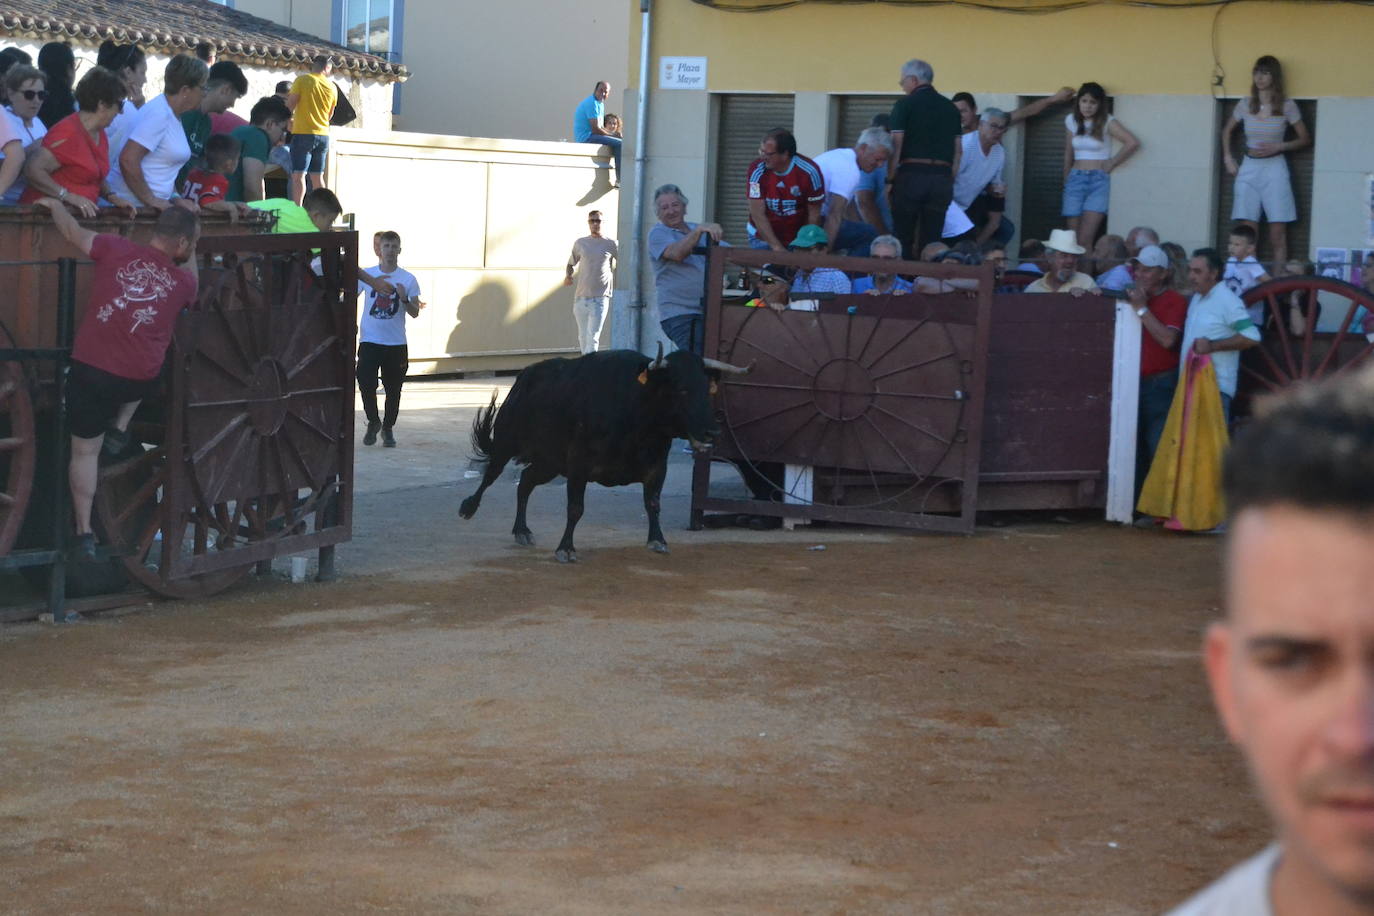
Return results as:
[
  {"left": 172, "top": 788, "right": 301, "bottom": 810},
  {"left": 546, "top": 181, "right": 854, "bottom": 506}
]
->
[{"left": 0, "top": 381, "right": 1268, "bottom": 914}]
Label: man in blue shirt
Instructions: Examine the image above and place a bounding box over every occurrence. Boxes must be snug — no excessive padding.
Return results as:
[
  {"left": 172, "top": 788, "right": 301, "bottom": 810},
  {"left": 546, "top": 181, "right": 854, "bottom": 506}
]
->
[{"left": 573, "top": 81, "right": 620, "bottom": 186}]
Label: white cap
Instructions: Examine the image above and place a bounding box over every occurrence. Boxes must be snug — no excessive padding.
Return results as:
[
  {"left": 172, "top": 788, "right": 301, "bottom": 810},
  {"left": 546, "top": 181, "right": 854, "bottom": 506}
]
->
[{"left": 1134, "top": 245, "right": 1169, "bottom": 269}]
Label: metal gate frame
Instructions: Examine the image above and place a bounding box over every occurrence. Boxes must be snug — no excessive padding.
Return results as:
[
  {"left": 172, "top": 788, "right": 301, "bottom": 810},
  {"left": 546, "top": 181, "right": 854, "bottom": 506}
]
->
[{"left": 691, "top": 246, "right": 994, "bottom": 532}]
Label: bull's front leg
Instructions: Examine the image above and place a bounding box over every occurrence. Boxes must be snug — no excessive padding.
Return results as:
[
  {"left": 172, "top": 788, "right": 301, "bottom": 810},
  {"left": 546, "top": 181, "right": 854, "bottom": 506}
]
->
[
  {"left": 555, "top": 477, "right": 587, "bottom": 563},
  {"left": 644, "top": 457, "right": 668, "bottom": 554}
]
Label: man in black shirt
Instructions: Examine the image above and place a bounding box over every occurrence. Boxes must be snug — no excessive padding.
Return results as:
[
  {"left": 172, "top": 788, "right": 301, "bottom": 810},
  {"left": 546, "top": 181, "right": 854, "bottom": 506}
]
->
[{"left": 887, "top": 58, "right": 962, "bottom": 259}]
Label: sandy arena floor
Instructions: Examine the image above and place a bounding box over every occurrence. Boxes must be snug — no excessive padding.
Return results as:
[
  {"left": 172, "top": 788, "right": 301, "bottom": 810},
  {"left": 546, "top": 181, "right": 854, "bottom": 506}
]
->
[{"left": 0, "top": 380, "right": 1268, "bottom": 914}]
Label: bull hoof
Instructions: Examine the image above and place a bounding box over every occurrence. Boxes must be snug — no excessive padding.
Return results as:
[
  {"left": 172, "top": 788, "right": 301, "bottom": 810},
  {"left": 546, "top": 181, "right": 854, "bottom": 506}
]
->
[
  {"left": 458, "top": 497, "right": 479, "bottom": 519},
  {"left": 513, "top": 530, "right": 534, "bottom": 547},
  {"left": 648, "top": 540, "right": 669, "bottom": 554},
  {"left": 555, "top": 548, "right": 578, "bottom": 564}
]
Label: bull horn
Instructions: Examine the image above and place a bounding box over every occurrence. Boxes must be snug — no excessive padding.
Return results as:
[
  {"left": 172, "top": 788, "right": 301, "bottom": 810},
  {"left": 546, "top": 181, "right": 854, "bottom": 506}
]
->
[
  {"left": 701, "top": 357, "right": 753, "bottom": 376},
  {"left": 649, "top": 341, "right": 666, "bottom": 369}
]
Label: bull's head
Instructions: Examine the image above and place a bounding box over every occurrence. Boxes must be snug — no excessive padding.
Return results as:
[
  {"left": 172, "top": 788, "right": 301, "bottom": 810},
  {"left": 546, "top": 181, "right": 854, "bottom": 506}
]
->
[{"left": 641, "top": 343, "right": 750, "bottom": 452}]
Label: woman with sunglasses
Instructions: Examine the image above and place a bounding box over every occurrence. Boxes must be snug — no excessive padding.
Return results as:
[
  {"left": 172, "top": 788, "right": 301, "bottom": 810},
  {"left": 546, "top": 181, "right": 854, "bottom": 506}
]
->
[
  {"left": 20, "top": 66, "right": 135, "bottom": 217},
  {"left": 2, "top": 64, "right": 47, "bottom": 204}
]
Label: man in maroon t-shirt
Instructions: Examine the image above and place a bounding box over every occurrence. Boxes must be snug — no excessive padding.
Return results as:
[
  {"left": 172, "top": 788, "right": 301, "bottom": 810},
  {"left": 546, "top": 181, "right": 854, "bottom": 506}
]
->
[
  {"left": 34, "top": 198, "right": 201, "bottom": 559},
  {"left": 1126, "top": 244, "right": 1190, "bottom": 503},
  {"left": 746, "top": 128, "right": 825, "bottom": 251}
]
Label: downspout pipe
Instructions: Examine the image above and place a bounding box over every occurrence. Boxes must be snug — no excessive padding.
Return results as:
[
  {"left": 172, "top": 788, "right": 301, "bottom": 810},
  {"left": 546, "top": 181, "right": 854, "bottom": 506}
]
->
[{"left": 628, "top": 0, "right": 653, "bottom": 352}]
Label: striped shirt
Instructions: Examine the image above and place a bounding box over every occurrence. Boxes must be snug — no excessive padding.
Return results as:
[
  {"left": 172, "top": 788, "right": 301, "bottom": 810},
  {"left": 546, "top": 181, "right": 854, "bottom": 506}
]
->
[{"left": 1232, "top": 99, "right": 1300, "bottom": 152}]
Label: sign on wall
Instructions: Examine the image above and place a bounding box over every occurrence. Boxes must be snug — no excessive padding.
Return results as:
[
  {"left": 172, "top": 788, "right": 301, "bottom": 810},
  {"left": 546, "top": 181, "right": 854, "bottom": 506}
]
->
[{"left": 660, "top": 57, "right": 708, "bottom": 90}]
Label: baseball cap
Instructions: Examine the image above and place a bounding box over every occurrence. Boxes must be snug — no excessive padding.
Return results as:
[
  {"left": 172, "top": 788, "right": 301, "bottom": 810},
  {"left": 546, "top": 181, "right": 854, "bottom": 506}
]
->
[
  {"left": 1134, "top": 245, "right": 1169, "bottom": 269},
  {"left": 789, "top": 225, "right": 829, "bottom": 249}
]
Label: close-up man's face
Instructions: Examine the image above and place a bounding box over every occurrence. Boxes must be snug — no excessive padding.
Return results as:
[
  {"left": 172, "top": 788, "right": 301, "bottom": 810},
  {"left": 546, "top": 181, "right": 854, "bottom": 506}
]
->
[
  {"left": 1208, "top": 506, "right": 1374, "bottom": 900},
  {"left": 1188, "top": 256, "right": 1216, "bottom": 291},
  {"left": 978, "top": 117, "right": 1008, "bottom": 144},
  {"left": 856, "top": 144, "right": 890, "bottom": 174},
  {"left": 1049, "top": 249, "right": 1077, "bottom": 279},
  {"left": 655, "top": 193, "right": 685, "bottom": 225},
  {"left": 870, "top": 244, "right": 899, "bottom": 278},
  {"left": 594, "top": 82, "right": 610, "bottom": 102},
  {"left": 1135, "top": 264, "right": 1167, "bottom": 291}
]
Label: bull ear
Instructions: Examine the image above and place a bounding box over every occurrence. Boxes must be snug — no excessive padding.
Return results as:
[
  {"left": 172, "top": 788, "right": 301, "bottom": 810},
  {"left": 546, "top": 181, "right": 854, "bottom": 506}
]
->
[
  {"left": 709, "top": 379, "right": 718, "bottom": 396},
  {"left": 637, "top": 370, "right": 648, "bottom": 385}
]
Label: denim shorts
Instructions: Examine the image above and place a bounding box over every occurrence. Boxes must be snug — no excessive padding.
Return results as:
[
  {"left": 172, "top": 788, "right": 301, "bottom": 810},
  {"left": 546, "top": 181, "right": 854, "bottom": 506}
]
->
[
  {"left": 289, "top": 133, "right": 330, "bottom": 174},
  {"left": 1062, "top": 168, "right": 1110, "bottom": 217}
]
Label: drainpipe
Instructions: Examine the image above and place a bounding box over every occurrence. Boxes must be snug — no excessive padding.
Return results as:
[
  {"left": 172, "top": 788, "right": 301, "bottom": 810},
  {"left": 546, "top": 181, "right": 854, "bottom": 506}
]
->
[{"left": 628, "top": 0, "right": 653, "bottom": 351}]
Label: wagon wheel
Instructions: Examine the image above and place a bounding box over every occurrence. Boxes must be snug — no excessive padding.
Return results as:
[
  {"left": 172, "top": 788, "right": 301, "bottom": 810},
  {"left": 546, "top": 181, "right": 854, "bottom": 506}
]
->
[
  {"left": 0, "top": 351, "right": 37, "bottom": 557},
  {"left": 94, "top": 252, "right": 349, "bottom": 598},
  {"left": 716, "top": 301, "right": 973, "bottom": 511},
  {"left": 1236, "top": 275, "right": 1374, "bottom": 414}
]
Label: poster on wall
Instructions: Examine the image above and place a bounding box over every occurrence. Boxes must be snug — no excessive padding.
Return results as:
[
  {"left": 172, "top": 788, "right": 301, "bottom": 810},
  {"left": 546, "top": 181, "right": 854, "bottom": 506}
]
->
[
  {"left": 1367, "top": 174, "right": 1374, "bottom": 246},
  {"left": 1316, "top": 247, "right": 1346, "bottom": 282},
  {"left": 1351, "top": 248, "right": 1374, "bottom": 285}
]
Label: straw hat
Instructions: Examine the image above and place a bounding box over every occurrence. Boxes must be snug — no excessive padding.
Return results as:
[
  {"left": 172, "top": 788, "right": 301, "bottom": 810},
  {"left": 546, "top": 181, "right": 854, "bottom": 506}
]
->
[{"left": 1045, "top": 228, "right": 1086, "bottom": 256}]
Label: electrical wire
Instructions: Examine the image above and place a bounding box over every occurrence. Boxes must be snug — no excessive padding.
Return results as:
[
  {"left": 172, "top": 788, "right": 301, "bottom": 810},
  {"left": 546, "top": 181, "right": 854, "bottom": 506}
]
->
[{"left": 690, "top": 0, "right": 1374, "bottom": 15}]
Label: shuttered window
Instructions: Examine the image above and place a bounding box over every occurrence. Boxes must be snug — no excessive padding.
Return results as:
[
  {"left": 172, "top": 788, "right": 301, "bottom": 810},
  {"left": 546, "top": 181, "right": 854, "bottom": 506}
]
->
[
  {"left": 1017, "top": 95, "right": 1075, "bottom": 247},
  {"left": 1214, "top": 98, "right": 1317, "bottom": 264},
  {"left": 832, "top": 95, "right": 903, "bottom": 150},
  {"left": 711, "top": 94, "right": 795, "bottom": 247}
]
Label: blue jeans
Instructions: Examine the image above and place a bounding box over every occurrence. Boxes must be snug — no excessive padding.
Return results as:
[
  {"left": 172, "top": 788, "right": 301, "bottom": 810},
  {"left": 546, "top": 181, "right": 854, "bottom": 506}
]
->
[
  {"left": 1062, "top": 168, "right": 1110, "bottom": 217},
  {"left": 1135, "top": 369, "right": 1177, "bottom": 499},
  {"left": 831, "top": 219, "right": 877, "bottom": 258},
  {"left": 597, "top": 135, "right": 622, "bottom": 181},
  {"left": 660, "top": 314, "right": 703, "bottom": 355},
  {"left": 289, "top": 133, "right": 330, "bottom": 174}
]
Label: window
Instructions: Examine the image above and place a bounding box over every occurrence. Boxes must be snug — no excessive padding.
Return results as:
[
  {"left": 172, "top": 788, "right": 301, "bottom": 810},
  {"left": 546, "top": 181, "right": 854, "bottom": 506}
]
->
[
  {"left": 1017, "top": 94, "right": 1076, "bottom": 247},
  {"left": 346, "top": 0, "right": 394, "bottom": 58}
]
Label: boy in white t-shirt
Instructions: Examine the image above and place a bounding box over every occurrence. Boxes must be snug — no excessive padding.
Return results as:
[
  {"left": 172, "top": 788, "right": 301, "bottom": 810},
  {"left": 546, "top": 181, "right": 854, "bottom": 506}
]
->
[
  {"left": 357, "top": 230, "right": 423, "bottom": 448},
  {"left": 1223, "top": 223, "right": 1272, "bottom": 324}
]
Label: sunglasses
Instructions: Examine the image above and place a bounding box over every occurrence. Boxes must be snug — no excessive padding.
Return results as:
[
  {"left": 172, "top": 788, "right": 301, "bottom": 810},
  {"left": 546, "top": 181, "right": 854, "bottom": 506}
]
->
[
  {"left": 18, "top": 89, "right": 48, "bottom": 102},
  {"left": 588, "top": 218, "right": 602, "bottom": 222}
]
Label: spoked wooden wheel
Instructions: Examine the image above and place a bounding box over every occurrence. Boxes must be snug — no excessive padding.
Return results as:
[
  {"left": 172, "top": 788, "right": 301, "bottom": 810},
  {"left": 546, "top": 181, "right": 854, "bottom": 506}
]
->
[
  {"left": 1237, "top": 276, "right": 1374, "bottom": 412},
  {"left": 94, "top": 251, "right": 349, "bottom": 599},
  {"left": 0, "top": 356, "right": 36, "bottom": 557}
]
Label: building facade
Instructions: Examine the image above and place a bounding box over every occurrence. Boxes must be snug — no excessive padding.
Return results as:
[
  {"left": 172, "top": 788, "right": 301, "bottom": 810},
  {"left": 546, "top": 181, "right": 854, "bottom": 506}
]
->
[
  {"left": 229, "top": 0, "right": 629, "bottom": 142},
  {"left": 612, "top": 0, "right": 1374, "bottom": 349}
]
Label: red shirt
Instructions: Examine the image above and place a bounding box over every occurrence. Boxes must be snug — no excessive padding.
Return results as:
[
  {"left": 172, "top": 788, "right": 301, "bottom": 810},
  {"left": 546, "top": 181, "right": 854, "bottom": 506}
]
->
[
  {"left": 210, "top": 111, "right": 249, "bottom": 135},
  {"left": 19, "top": 112, "right": 107, "bottom": 205},
  {"left": 72, "top": 235, "right": 198, "bottom": 381},
  {"left": 1140, "top": 288, "right": 1189, "bottom": 376},
  {"left": 182, "top": 168, "right": 228, "bottom": 206},
  {"left": 746, "top": 153, "right": 825, "bottom": 247}
]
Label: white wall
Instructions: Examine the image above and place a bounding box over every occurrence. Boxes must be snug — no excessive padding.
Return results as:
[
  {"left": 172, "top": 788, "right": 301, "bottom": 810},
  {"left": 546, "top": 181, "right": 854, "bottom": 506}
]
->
[{"left": 1310, "top": 97, "right": 1374, "bottom": 255}]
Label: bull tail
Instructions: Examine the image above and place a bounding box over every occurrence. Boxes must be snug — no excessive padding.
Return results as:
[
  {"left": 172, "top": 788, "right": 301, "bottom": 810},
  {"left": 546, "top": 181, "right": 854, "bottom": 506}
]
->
[{"left": 469, "top": 389, "right": 499, "bottom": 461}]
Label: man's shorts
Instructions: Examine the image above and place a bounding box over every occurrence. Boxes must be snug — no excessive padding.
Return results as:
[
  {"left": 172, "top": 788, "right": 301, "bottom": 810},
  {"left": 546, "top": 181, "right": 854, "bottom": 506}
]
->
[
  {"left": 66, "top": 361, "right": 159, "bottom": 439},
  {"left": 289, "top": 133, "right": 330, "bottom": 174},
  {"left": 1232, "top": 155, "right": 1296, "bottom": 223},
  {"left": 1062, "top": 168, "right": 1110, "bottom": 217}
]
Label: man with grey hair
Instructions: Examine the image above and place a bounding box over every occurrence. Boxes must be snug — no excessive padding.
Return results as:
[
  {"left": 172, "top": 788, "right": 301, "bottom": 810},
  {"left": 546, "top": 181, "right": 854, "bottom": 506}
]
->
[
  {"left": 952, "top": 107, "right": 1014, "bottom": 247},
  {"left": 887, "top": 58, "right": 962, "bottom": 259},
  {"left": 852, "top": 234, "right": 913, "bottom": 295},
  {"left": 647, "top": 183, "right": 725, "bottom": 355},
  {"left": 1098, "top": 226, "right": 1162, "bottom": 289},
  {"left": 812, "top": 126, "right": 892, "bottom": 257}
]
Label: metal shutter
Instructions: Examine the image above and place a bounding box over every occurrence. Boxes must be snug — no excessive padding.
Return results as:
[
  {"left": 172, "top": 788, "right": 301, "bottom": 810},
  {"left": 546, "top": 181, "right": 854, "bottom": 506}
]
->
[
  {"left": 1214, "top": 98, "right": 1318, "bottom": 264},
  {"left": 712, "top": 95, "right": 795, "bottom": 247},
  {"left": 1018, "top": 96, "right": 1075, "bottom": 248},
  {"left": 833, "top": 95, "right": 903, "bottom": 149}
]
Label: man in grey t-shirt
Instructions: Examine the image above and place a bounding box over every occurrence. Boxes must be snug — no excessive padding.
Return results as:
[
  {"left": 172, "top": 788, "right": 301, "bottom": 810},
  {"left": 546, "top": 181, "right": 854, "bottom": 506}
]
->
[
  {"left": 564, "top": 210, "right": 617, "bottom": 353},
  {"left": 647, "top": 183, "right": 724, "bottom": 356},
  {"left": 1167, "top": 366, "right": 1374, "bottom": 916}
]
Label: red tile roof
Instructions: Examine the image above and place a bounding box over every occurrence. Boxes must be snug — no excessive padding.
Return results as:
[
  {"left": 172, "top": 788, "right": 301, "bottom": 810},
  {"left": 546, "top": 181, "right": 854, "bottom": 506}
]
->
[{"left": 0, "top": 0, "right": 407, "bottom": 81}]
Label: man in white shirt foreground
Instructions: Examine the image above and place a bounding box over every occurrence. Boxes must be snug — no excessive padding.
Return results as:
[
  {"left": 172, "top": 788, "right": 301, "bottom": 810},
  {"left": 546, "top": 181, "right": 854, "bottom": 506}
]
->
[{"left": 1167, "top": 365, "right": 1374, "bottom": 916}]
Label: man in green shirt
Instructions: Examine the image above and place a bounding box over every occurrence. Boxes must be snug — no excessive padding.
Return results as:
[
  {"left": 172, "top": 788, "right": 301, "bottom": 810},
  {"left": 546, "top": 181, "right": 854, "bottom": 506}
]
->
[
  {"left": 227, "top": 96, "right": 292, "bottom": 202},
  {"left": 247, "top": 188, "right": 396, "bottom": 298},
  {"left": 180, "top": 61, "right": 247, "bottom": 184}
]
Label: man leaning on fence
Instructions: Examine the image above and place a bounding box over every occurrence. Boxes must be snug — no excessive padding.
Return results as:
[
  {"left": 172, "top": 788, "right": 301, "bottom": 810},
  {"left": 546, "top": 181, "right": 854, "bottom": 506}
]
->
[
  {"left": 648, "top": 184, "right": 725, "bottom": 355},
  {"left": 32, "top": 198, "right": 201, "bottom": 560}
]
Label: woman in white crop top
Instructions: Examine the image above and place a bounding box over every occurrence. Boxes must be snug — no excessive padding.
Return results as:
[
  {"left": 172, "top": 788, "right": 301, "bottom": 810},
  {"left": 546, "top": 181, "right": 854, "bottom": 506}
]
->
[
  {"left": 1061, "top": 81, "right": 1140, "bottom": 256},
  {"left": 1220, "top": 55, "right": 1311, "bottom": 268}
]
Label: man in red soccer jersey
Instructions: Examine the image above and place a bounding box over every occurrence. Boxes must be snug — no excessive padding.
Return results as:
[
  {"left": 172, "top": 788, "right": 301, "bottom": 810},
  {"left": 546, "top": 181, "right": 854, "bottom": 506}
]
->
[
  {"left": 746, "top": 127, "right": 825, "bottom": 251},
  {"left": 34, "top": 197, "right": 201, "bottom": 559}
]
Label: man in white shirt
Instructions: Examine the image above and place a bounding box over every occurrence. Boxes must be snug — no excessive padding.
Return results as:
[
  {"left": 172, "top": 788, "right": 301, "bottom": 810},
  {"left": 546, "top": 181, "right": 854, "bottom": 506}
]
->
[
  {"left": 951, "top": 108, "right": 1012, "bottom": 247},
  {"left": 813, "top": 126, "right": 892, "bottom": 257},
  {"left": 564, "top": 210, "right": 618, "bottom": 354},
  {"left": 1180, "top": 246, "right": 1262, "bottom": 418},
  {"left": 1166, "top": 365, "right": 1374, "bottom": 916}
]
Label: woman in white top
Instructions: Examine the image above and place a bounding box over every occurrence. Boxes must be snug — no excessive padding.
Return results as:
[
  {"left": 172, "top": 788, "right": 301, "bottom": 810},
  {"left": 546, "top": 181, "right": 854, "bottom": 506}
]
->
[
  {"left": 107, "top": 53, "right": 206, "bottom": 211},
  {"left": 1221, "top": 55, "right": 1310, "bottom": 268},
  {"left": 1, "top": 64, "right": 46, "bottom": 204},
  {"left": 1061, "top": 82, "right": 1140, "bottom": 256}
]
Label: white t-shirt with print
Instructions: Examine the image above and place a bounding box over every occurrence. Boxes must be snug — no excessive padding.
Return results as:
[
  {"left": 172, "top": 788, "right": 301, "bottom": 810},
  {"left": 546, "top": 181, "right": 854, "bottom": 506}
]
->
[
  {"left": 1224, "top": 254, "right": 1269, "bottom": 323},
  {"left": 107, "top": 94, "right": 192, "bottom": 203},
  {"left": 358, "top": 264, "right": 422, "bottom": 346}
]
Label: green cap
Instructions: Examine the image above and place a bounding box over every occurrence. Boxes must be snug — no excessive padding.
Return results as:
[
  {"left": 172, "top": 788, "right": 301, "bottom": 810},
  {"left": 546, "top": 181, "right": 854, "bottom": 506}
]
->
[{"left": 789, "top": 224, "right": 829, "bottom": 250}]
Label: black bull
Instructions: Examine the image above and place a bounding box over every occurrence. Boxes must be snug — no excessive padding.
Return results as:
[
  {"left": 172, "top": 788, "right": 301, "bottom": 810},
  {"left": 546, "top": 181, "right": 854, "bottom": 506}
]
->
[{"left": 457, "top": 347, "right": 751, "bottom": 562}]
